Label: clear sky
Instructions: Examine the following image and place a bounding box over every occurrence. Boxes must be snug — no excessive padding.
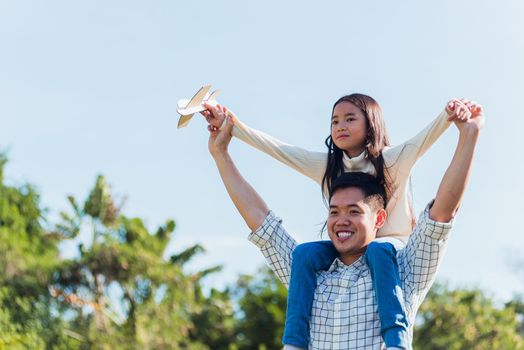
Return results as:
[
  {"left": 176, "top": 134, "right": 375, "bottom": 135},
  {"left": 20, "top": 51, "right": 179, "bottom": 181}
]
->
[{"left": 1, "top": 0, "right": 523, "bottom": 301}]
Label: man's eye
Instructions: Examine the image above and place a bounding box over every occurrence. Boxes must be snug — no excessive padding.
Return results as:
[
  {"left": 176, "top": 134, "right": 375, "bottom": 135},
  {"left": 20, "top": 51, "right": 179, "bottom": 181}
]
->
[{"left": 349, "top": 210, "right": 360, "bottom": 215}]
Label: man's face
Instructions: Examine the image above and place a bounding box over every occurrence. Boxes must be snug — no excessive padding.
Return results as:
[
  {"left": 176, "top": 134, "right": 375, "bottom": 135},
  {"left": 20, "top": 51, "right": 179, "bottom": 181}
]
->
[{"left": 327, "top": 187, "right": 385, "bottom": 265}]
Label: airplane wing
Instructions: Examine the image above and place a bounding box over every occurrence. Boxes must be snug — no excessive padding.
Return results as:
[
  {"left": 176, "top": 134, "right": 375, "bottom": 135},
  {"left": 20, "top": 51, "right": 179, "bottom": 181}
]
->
[
  {"left": 177, "top": 113, "right": 194, "bottom": 129},
  {"left": 176, "top": 85, "right": 220, "bottom": 129},
  {"left": 185, "top": 85, "right": 211, "bottom": 109}
]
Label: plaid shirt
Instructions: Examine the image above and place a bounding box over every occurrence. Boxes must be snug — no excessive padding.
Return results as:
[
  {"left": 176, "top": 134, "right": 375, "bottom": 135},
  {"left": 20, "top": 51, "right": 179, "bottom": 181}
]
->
[{"left": 248, "top": 203, "right": 452, "bottom": 350}]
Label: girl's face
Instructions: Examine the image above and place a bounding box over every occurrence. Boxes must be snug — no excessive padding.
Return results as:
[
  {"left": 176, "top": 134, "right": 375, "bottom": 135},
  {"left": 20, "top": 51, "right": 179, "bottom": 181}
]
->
[{"left": 331, "top": 101, "right": 368, "bottom": 157}]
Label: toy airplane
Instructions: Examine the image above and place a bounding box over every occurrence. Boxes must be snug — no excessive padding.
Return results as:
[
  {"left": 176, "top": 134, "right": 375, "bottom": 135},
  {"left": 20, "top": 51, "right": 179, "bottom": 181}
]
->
[{"left": 176, "top": 85, "right": 220, "bottom": 128}]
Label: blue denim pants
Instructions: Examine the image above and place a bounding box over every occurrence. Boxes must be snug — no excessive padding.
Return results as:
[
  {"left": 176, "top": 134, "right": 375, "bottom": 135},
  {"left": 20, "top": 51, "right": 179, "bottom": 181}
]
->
[{"left": 282, "top": 240, "right": 409, "bottom": 349}]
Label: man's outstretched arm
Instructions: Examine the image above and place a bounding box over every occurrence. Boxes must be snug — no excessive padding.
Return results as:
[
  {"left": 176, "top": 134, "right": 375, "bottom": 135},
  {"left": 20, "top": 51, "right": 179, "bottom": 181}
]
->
[
  {"left": 208, "top": 115, "right": 269, "bottom": 231},
  {"left": 400, "top": 101, "right": 484, "bottom": 294},
  {"left": 429, "top": 103, "right": 484, "bottom": 222},
  {"left": 208, "top": 115, "right": 297, "bottom": 287}
]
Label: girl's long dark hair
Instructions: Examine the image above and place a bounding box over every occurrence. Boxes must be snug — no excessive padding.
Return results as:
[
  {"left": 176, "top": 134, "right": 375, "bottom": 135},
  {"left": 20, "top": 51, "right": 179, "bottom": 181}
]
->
[{"left": 321, "top": 94, "right": 392, "bottom": 203}]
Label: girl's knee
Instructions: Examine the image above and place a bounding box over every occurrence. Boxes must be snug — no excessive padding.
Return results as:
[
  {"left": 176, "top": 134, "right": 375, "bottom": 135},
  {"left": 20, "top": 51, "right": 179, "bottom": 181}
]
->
[
  {"left": 292, "top": 242, "right": 319, "bottom": 265},
  {"left": 366, "top": 241, "right": 396, "bottom": 261},
  {"left": 292, "top": 241, "right": 337, "bottom": 270}
]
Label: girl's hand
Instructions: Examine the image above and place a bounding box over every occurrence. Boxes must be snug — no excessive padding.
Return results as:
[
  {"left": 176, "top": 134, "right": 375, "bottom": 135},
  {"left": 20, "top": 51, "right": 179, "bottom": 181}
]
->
[
  {"left": 446, "top": 99, "right": 472, "bottom": 122},
  {"left": 201, "top": 103, "right": 229, "bottom": 128}
]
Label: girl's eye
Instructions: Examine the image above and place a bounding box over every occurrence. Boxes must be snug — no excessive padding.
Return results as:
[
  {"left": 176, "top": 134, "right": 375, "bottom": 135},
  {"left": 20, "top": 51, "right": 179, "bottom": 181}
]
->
[
  {"left": 329, "top": 210, "right": 338, "bottom": 216},
  {"left": 347, "top": 117, "right": 355, "bottom": 122},
  {"left": 331, "top": 120, "right": 338, "bottom": 125},
  {"left": 349, "top": 210, "right": 360, "bottom": 215}
]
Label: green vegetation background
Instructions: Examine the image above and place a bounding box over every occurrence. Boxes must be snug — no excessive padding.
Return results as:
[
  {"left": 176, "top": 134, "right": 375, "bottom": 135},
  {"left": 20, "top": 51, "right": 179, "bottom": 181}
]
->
[{"left": 1, "top": 154, "right": 523, "bottom": 350}]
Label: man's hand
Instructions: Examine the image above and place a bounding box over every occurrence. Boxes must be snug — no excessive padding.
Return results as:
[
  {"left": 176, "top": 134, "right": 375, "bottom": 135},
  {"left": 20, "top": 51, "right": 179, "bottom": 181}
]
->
[
  {"left": 446, "top": 98, "right": 484, "bottom": 121},
  {"left": 207, "top": 114, "right": 269, "bottom": 231},
  {"left": 208, "top": 114, "right": 234, "bottom": 158},
  {"left": 454, "top": 102, "right": 484, "bottom": 134}
]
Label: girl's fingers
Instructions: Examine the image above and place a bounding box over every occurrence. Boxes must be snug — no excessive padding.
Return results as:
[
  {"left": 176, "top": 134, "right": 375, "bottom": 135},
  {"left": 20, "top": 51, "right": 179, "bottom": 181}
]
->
[
  {"left": 460, "top": 98, "right": 471, "bottom": 106},
  {"left": 456, "top": 105, "right": 464, "bottom": 121},
  {"left": 446, "top": 101, "right": 457, "bottom": 120}
]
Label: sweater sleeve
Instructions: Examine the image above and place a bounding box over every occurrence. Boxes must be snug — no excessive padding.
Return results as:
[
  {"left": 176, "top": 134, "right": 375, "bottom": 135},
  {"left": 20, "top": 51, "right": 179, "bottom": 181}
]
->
[
  {"left": 383, "top": 109, "right": 452, "bottom": 176},
  {"left": 231, "top": 117, "right": 327, "bottom": 186}
]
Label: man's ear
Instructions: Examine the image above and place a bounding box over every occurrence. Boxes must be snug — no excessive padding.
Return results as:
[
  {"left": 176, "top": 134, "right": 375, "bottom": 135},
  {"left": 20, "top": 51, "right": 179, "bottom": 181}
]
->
[{"left": 375, "top": 209, "right": 387, "bottom": 229}]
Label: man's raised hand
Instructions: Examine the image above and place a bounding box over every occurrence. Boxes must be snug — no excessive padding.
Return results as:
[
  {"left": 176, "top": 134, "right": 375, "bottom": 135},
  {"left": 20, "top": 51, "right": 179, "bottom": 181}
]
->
[{"left": 208, "top": 115, "right": 234, "bottom": 158}]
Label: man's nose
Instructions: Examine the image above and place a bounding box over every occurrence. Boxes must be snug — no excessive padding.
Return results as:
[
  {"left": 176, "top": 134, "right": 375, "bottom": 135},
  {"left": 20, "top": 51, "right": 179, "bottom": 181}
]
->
[{"left": 336, "top": 215, "right": 350, "bottom": 226}]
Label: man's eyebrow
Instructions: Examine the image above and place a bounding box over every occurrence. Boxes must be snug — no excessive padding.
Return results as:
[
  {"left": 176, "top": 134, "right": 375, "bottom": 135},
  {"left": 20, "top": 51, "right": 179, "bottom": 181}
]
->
[
  {"left": 329, "top": 203, "right": 361, "bottom": 209},
  {"left": 331, "top": 112, "right": 356, "bottom": 120}
]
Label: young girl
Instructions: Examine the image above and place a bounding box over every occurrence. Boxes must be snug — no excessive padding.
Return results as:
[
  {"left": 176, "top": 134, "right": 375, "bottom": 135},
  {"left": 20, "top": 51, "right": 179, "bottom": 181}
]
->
[{"left": 203, "top": 95, "right": 475, "bottom": 350}]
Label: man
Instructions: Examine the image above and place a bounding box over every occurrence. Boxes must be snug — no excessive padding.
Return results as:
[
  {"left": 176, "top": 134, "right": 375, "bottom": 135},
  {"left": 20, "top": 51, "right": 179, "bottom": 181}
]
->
[{"left": 207, "top": 105, "right": 483, "bottom": 349}]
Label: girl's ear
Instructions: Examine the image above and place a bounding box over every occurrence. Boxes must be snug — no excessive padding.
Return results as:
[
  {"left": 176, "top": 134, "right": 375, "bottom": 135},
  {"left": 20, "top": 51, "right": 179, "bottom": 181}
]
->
[{"left": 375, "top": 209, "right": 387, "bottom": 229}]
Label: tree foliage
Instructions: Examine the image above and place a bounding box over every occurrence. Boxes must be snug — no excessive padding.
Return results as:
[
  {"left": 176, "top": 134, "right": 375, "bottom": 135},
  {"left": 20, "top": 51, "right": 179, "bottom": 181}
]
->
[
  {"left": 52, "top": 175, "right": 220, "bottom": 349},
  {"left": 414, "top": 283, "right": 524, "bottom": 349},
  {"left": 2, "top": 154, "right": 524, "bottom": 349},
  {"left": 0, "top": 154, "right": 78, "bottom": 349},
  {"left": 234, "top": 266, "right": 288, "bottom": 350}
]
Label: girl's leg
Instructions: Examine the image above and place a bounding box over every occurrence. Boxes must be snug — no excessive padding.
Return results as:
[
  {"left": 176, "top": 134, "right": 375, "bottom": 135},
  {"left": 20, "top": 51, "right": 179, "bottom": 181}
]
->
[
  {"left": 283, "top": 241, "right": 338, "bottom": 348},
  {"left": 365, "top": 240, "right": 409, "bottom": 349}
]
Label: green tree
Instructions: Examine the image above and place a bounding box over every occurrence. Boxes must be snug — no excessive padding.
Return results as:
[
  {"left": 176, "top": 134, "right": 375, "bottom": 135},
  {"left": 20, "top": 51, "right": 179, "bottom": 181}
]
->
[
  {"left": 234, "top": 266, "right": 287, "bottom": 350},
  {"left": 414, "top": 283, "right": 524, "bottom": 349},
  {"left": 506, "top": 295, "right": 524, "bottom": 337},
  {"left": 52, "top": 175, "right": 222, "bottom": 349},
  {"left": 0, "top": 154, "right": 80, "bottom": 349},
  {"left": 189, "top": 288, "right": 237, "bottom": 350}
]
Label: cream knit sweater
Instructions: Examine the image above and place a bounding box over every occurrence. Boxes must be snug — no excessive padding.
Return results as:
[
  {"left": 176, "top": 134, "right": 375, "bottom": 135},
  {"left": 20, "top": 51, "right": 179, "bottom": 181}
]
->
[{"left": 230, "top": 109, "right": 452, "bottom": 240}]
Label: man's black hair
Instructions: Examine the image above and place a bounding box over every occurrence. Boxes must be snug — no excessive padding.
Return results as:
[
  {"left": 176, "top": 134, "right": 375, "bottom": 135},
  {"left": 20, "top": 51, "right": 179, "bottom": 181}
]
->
[{"left": 329, "top": 172, "right": 387, "bottom": 210}]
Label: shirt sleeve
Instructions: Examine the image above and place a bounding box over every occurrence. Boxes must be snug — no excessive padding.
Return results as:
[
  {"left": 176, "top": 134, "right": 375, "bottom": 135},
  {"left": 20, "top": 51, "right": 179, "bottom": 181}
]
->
[
  {"left": 398, "top": 201, "right": 453, "bottom": 296},
  {"left": 383, "top": 109, "right": 452, "bottom": 176},
  {"left": 231, "top": 117, "right": 327, "bottom": 185},
  {"left": 248, "top": 211, "right": 297, "bottom": 288}
]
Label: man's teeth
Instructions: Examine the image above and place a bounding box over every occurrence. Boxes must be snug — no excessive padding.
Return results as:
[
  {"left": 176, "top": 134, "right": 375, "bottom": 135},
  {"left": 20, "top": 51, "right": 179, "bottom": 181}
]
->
[{"left": 337, "top": 231, "right": 353, "bottom": 238}]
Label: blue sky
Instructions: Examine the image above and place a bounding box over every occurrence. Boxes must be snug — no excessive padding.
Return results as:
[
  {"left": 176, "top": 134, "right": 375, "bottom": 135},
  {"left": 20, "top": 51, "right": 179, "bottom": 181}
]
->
[{"left": 1, "top": 0, "right": 523, "bottom": 301}]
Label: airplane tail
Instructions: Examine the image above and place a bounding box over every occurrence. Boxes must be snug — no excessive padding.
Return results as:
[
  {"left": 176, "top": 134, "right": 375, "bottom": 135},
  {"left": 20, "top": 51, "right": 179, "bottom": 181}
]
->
[{"left": 207, "top": 90, "right": 221, "bottom": 103}]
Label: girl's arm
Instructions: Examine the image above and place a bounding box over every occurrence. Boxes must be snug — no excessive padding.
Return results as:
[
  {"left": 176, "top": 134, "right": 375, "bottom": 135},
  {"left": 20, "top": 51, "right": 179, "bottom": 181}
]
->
[
  {"left": 203, "top": 104, "right": 327, "bottom": 185},
  {"left": 383, "top": 101, "right": 459, "bottom": 176}
]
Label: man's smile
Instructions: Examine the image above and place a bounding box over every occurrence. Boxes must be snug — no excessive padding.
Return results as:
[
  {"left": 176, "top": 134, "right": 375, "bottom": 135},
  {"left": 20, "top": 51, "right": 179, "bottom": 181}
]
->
[{"left": 335, "top": 230, "right": 354, "bottom": 243}]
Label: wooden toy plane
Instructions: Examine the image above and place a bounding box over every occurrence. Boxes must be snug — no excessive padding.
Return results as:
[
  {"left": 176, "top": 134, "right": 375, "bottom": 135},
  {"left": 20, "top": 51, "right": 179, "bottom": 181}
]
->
[{"left": 176, "top": 85, "right": 220, "bottom": 128}]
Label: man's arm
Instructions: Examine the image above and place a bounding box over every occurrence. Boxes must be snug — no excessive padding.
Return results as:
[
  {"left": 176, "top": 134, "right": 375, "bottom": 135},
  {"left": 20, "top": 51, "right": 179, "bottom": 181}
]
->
[
  {"left": 399, "top": 103, "right": 484, "bottom": 293},
  {"left": 208, "top": 117, "right": 296, "bottom": 287},
  {"left": 208, "top": 116, "right": 269, "bottom": 231},
  {"left": 429, "top": 104, "right": 484, "bottom": 222}
]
